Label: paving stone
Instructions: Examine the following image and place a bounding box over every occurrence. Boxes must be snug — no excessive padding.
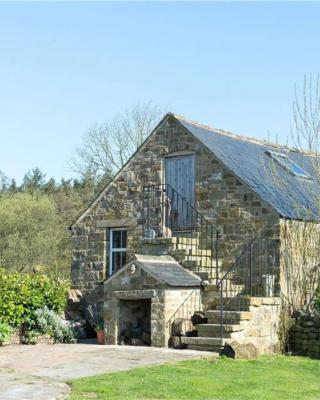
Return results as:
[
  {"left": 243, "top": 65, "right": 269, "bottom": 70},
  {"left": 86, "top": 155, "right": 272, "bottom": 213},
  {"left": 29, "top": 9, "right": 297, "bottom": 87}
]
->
[{"left": 0, "top": 343, "right": 214, "bottom": 399}]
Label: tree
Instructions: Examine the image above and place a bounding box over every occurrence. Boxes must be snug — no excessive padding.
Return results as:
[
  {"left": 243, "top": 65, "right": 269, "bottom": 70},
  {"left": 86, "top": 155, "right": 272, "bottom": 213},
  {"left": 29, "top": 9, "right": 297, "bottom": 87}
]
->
[
  {"left": 268, "top": 74, "right": 320, "bottom": 314},
  {"left": 42, "top": 177, "right": 56, "bottom": 194},
  {"left": 0, "top": 171, "right": 8, "bottom": 192},
  {"left": 71, "top": 102, "right": 162, "bottom": 183},
  {"left": 292, "top": 74, "right": 320, "bottom": 156},
  {"left": 8, "top": 179, "right": 18, "bottom": 193},
  {"left": 0, "top": 193, "right": 70, "bottom": 276},
  {"left": 22, "top": 167, "right": 47, "bottom": 193}
]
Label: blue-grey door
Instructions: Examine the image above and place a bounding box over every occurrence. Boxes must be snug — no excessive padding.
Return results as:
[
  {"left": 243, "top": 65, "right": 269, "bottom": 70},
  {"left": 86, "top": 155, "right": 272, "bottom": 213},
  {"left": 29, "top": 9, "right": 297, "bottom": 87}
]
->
[{"left": 165, "top": 154, "right": 195, "bottom": 230}]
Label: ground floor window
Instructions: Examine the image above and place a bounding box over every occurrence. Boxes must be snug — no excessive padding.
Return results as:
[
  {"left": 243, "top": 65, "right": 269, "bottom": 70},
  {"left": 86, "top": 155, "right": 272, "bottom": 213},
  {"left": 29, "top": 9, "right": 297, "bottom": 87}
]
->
[{"left": 109, "top": 228, "right": 127, "bottom": 276}]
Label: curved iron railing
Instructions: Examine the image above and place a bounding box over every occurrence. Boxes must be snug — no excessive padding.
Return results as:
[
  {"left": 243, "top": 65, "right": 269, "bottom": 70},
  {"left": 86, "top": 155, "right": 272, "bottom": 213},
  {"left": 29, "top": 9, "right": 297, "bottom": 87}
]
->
[
  {"left": 142, "top": 184, "right": 221, "bottom": 282},
  {"left": 165, "top": 289, "right": 201, "bottom": 337},
  {"left": 217, "top": 238, "right": 280, "bottom": 339}
]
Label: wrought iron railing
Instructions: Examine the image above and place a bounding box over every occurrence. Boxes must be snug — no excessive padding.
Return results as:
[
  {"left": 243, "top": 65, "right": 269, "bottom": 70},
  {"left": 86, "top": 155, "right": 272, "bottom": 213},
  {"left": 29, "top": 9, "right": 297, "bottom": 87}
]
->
[
  {"left": 165, "top": 289, "right": 201, "bottom": 337},
  {"left": 217, "top": 238, "right": 280, "bottom": 339},
  {"left": 142, "top": 184, "right": 221, "bottom": 282}
]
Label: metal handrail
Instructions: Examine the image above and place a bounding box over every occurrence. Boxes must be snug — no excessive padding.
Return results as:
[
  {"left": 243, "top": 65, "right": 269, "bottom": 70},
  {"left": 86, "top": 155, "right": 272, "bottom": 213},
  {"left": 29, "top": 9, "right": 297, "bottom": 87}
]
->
[
  {"left": 218, "top": 238, "right": 256, "bottom": 284},
  {"left": 217, "top": 238, "right": 280, "bottom": 339},
  {"left": 143, "top": 183, "right": 220, "bottom": 233},
  {"left": 165, "top": 289, "right": 199, "bottom": 326},
  {"left": 165, "top": 289, "right": 201, "bottom": 338},
  {"left": 142, "top": 184, "right": 221, "bottom": 282}
]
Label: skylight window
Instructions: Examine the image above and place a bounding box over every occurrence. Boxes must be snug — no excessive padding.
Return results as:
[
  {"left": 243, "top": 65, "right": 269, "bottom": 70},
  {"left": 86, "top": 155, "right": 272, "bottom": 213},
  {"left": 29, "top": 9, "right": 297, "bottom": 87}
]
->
[{"left": 265, "top": 150, "right": 312, "bottom": 179}]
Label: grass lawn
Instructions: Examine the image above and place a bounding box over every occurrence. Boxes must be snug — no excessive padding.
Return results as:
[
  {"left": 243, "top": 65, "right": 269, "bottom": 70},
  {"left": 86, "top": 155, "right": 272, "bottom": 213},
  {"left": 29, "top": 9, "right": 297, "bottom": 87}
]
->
[{"left": 68, "top": 355, "right": 320, "bottom": 400}]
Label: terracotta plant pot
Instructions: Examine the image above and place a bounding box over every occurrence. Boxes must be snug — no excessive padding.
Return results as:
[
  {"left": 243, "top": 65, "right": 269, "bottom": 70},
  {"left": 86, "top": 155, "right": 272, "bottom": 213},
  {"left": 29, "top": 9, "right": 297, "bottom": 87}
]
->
[{"left": 96, "top": 329, "right": 105, "bottom": 345}]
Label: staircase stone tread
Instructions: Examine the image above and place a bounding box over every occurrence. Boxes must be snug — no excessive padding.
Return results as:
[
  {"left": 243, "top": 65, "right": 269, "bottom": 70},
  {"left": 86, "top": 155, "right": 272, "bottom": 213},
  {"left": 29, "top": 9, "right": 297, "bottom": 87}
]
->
[
  {"left": 186, "top": 345, "right": 221, "bottom": 353},
  {"left": 181, "top": 336, "right": 225, "bottom": 346},
  {"left": 196, "top": 323, "right": 244, "bottom": 332},
  {"left": 205, "top": 310, "right": 253, "bottom": 320}
]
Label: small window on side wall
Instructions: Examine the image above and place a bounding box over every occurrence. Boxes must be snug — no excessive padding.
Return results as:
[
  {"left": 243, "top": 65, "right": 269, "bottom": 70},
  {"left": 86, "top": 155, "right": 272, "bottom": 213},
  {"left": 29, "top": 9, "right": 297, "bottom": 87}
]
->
[{"left": 109, "top": 229, "right": 127, "bottom": 276}]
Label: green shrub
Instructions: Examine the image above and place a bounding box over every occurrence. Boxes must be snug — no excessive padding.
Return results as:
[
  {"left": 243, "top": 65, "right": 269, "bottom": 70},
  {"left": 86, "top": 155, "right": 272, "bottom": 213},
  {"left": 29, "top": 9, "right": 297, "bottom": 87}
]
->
[
  {"left": 0, "top": 322, "right": 14, "bottom": 345},
  {"left": 0, "top": 269, "right": 69, "bottom": 327},
  {"left": 23, "top": 306, "right": 76, "bottom": 344}
]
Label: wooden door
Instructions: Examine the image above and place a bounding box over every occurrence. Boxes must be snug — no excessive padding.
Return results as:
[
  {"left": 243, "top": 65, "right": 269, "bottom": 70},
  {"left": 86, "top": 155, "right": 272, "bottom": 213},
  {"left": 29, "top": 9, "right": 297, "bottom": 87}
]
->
[{"left": 165, "top": 154, "right": 195, "bottom": 230}]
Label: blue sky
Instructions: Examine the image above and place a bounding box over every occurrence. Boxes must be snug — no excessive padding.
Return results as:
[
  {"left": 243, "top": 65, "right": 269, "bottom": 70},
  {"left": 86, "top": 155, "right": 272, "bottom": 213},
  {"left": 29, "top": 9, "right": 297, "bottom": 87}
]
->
[{"left": 1, "top": 2, "right": 320, "bottom": 183}]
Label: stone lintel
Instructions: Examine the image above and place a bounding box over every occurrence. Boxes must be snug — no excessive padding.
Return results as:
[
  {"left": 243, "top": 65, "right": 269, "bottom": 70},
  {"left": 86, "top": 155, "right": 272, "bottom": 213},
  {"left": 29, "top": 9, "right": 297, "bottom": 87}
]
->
[
  {"left": 113, "top": 289, "right": 156, "bottom": 300},
  {"left": 96, "top": 218, "right": 136, "bottom": 228}
]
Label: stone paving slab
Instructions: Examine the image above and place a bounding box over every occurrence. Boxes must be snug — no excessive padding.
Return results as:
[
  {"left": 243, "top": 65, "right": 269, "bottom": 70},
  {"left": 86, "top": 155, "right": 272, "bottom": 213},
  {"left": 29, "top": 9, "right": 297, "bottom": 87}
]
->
[{"left": 0, "top": 343, "right": 215, "bottom": 399}]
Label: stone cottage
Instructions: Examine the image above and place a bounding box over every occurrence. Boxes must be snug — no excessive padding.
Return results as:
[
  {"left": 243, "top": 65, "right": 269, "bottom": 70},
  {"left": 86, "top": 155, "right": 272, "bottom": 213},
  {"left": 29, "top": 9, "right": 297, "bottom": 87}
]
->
[{"left": 70, "top": 113, "right": 320, "bottom": 354}]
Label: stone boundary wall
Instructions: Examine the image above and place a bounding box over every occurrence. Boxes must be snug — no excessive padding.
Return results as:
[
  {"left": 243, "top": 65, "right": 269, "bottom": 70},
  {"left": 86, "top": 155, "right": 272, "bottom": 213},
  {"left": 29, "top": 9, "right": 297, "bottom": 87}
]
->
[{"left": 291, "top": 314, "right": 320, "bottom": 358}]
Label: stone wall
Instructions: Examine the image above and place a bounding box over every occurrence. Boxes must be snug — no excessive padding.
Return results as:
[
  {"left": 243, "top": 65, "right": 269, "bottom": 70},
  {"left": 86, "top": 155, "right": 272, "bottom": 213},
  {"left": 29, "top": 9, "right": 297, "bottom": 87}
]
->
[
  {"left": 291, "top": 312, "right": 320, "bottom": 358},
  {"left": 279, "top": 219, "right": 320, "bottom": 312},
  {"left": 71, "top": 115, "right": 280, "bottom": 309}
]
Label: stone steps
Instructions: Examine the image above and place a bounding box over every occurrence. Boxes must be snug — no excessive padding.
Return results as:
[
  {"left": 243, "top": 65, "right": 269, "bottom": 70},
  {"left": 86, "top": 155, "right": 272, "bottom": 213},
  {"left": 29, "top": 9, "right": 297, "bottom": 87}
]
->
[
  {"left": 215, "top": 297, "right": 252, "bottom": 311},
  {"left": 205, "top": 283, "right": 245, "bottom": 292},
  {"left": 170, "top": 249, "right": 217, "bottom": 264},
  {"left": 196, "top": 323, "right": 244, "bottom": 338},
  {"left": 181, "top": 259, "right": 222, "bottom": 271},
  {"left": 183, "top": 297, "right": 254, "bottom": 351},
  {"left": 187, "top": 345, "right": 220, "bottom": 353},
  {"left": 173, "top": 231, "right": 201, "bottom": 239},
  {"left": 205, "top": 310, "right": 253, "bottom": 324},
  {"left": 215, "top": 296, "right": 272, "bottom": 311},
  {"left": 181, "top": 336, "right": 225, "bottom": 352}
]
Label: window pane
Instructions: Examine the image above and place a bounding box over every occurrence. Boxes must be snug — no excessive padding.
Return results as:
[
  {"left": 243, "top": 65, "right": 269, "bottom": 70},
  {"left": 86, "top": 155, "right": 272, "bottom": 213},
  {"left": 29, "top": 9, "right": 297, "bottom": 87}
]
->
[
  {"left": 265, "top": 151, "right": 311, "bottom": 179},
  {"left": 112, "top": 230, "right": 122, "bottom": 248},
  {"left": 111, "top": 252, "right": 116, "bottom": 273},
  {"left": 111, "top": 251, "right": 127, "bottom": 274},
  {"left": 121, "top": 252, "right": 127, "bottom": 267},
  {"left": 121, "top": 230, "right": 127, "bottom": 248},
  {"left": 112, "top": 252, "right": 123, "bottom": 273}
]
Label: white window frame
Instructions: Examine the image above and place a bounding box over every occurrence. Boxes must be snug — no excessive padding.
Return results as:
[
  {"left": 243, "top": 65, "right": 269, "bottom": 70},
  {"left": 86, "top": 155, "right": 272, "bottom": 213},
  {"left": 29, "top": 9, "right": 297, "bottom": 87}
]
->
[{"left": 109, "top": 228, "right": 127, "bottom": 276}]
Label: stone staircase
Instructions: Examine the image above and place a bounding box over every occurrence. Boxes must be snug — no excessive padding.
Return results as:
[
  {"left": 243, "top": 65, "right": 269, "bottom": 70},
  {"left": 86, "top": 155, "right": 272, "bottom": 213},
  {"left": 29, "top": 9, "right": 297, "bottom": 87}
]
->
[
  {"left": 140, "top": 231, "right": 222, "bottom": 282},
  {"left": 141, "top": 231, "right": 236, "bottom": 353},
  {"left": 181, "top": 299, "right": 255, "bottom": 352},
  {"left": 140, "top": 232, "right": 281, "bottom": 356},
  {"left": 141, "top": 184, "right": 281, "bottom": 356}
]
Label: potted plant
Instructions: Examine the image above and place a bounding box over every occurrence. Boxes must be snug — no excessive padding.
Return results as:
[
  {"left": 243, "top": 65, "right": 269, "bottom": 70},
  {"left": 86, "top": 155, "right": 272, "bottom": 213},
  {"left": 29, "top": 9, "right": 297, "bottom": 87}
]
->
[
  {"left": 95, "top": 322, "right": 105, "bottom": 345},
  {"left": 87, "top": 305, "right": 105, "bottom": 345}
]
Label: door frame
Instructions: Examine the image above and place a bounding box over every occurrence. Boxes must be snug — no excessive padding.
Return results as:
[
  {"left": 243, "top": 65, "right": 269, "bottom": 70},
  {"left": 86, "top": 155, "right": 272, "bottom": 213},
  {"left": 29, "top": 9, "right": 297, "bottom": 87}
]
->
[
  {"left": 163, "top": 151, "right": 195, "bottom": 196},
  {"left": 163, "top": 152, "right": 196, "bottom": 231}
]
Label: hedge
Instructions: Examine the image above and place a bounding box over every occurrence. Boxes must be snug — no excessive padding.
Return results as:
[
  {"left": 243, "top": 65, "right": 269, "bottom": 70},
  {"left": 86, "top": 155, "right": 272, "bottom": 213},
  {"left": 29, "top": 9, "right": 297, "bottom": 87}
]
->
[{"left": 0, "top": 268, "right": 69, "bottom": 327}]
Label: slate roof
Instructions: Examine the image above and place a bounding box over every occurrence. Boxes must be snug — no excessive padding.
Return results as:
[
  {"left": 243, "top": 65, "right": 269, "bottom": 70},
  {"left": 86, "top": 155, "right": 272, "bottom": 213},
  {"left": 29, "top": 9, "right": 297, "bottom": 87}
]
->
[
  {"left": 134, "top": 255, "right": 202, "bottom": 287},
  {"left": 71, "top": 112, "right": 320, "bottom": 227},
  {"left": 175, "top": 115, "right": 320, "bottom": 221}
]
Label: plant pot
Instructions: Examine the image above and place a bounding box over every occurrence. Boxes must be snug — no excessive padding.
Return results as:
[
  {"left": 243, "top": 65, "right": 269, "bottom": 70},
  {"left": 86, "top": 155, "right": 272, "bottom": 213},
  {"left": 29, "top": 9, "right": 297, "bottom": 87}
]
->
[{"left": 96, "top": 329, "right": 105, "bottom": 345}]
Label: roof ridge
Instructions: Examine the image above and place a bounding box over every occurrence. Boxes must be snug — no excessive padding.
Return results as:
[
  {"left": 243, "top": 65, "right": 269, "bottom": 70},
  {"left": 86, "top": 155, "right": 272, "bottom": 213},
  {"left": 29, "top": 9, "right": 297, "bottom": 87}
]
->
[{"left": 170, "top": 112, "right": 315, "bottom": 156}]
